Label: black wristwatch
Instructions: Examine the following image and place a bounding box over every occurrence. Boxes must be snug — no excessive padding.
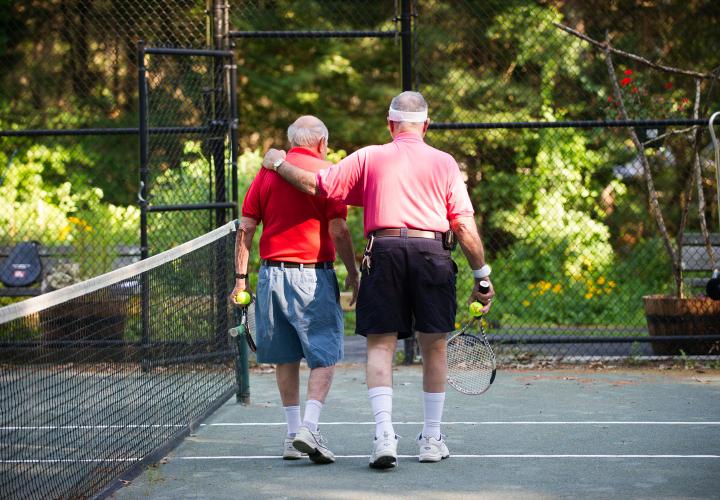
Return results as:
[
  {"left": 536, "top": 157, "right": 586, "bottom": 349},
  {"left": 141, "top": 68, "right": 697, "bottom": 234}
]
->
[{"left": 235, "top": 273, "right": 247, "bottom": 279}]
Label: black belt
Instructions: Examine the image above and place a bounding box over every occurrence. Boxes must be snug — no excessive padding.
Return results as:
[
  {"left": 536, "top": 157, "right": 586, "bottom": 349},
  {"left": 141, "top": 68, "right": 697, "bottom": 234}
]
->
[
  {"left": 261, "top": 260, "right": 334, "bottom": 269},
  {"left": 372, "top": 228, "right": 441, "bottom": 239}
]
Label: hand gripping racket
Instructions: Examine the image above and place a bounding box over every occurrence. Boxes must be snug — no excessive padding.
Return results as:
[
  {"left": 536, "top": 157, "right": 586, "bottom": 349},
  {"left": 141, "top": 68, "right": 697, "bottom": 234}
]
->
[
  {"left": 230, "top": 293, "right": 257, "bottom": 352},
  {"left": 447, "top": 281, "right": 496, "bottom": 395}
]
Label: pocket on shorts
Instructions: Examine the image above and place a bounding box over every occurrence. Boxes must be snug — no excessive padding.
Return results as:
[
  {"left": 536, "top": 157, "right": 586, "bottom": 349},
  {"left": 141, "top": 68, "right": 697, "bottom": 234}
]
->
[
  {"left": 418, "top": 250, "right": 454, "bottom": 286},
  {"left": 294, "top": 269, "right": 319, "bottom": 297}
]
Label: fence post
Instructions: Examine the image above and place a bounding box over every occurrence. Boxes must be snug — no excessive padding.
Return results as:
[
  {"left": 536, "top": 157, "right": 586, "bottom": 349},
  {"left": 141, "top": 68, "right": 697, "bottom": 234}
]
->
[
  {"left": 400, "top": 0, "right": 417, "bottom": 364},
  {"left": 137, "top": 41, "right": 151, "bottom": 371},
  {"left": 400, "top": 0, "right": 413, "bottom": 92}
]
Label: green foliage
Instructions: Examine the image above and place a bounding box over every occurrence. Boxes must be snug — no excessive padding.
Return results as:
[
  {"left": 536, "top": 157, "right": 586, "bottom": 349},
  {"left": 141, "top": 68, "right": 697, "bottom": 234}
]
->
[{"left": 0, "top": 143, "right": 139, "bottom": 277}]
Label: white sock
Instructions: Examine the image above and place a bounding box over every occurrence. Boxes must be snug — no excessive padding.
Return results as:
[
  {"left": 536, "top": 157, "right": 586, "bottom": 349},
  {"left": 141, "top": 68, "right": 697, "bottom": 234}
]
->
[
  {"left": 368, "top": 386, "right": 394, "bottom": 438},
  {"left": 284, "top": 405, "right": 301, "bottom": 437},
  {"left": 422, "top": 391, "right": 445, "bottom": 440},
  {"left": 302, "top": 399, "right": 323, "bottom": 432}
]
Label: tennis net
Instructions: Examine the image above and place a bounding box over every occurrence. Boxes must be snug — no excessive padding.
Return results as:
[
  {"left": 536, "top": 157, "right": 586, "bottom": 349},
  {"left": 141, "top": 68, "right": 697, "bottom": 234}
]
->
[{"left": 0, "top": 221, "right": 239, "bottom": 499}]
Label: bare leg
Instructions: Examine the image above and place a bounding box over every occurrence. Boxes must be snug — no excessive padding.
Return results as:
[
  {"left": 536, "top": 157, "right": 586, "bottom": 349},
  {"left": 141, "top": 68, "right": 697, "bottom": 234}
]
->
[
  {"left": 275, "top": 362, "right": 301, "bottom": 406},
  {"left": 366, "top": 333, "right": 398, "bottom": 388},
  {"left": 306, "top": 365, "right": 335, "bottom": 403},
  {"left": 417, "top": 333, "right": 448, "bottom": 392}
]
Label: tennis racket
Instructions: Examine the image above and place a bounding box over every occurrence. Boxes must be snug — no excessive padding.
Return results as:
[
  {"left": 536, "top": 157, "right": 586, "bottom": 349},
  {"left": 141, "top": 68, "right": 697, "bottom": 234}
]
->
[
  {"left": 447, "top": 281, "right": 496, "bottom": 395},
  {"left": 230, "top": 294, "right": 257, "bottom": 352}
]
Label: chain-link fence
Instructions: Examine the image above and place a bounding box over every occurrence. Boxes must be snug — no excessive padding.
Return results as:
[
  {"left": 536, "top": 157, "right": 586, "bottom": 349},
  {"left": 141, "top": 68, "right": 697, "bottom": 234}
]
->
[
  {"left": 0, "top": 1, "right": 233, "bottom": 301},
  {"left": 2, "top": 1, "right": 719, "bottom": 357},
  {"left": 225, "top": 0, "right": 720, "bottom": 358}
]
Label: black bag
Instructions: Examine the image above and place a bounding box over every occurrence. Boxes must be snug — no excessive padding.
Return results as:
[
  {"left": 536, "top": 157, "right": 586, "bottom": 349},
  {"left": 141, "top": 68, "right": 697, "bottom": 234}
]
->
[{"left": 0, "top": 241, "right": 42, "bottom": 287}]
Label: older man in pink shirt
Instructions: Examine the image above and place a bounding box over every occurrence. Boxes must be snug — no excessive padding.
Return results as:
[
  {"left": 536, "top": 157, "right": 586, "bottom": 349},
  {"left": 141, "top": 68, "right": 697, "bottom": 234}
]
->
[{"left": 262, "top": 91, "right": 494, "bottom": 469}]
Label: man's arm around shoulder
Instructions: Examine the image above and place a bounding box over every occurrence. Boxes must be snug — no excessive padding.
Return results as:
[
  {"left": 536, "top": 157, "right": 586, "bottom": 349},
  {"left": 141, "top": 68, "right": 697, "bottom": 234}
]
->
[{"left": 262, "top": 148, "right": 320, "bottom": 195}]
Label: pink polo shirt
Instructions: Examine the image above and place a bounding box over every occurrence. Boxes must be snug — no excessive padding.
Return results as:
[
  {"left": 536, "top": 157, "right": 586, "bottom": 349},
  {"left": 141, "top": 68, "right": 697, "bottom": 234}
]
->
[{"left": 316, "top": 132, "right": 474, "bottom": 236}]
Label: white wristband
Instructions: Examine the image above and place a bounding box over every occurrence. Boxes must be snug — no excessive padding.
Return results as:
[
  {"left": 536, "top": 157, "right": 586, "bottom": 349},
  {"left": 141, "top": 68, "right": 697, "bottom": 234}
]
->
[{"left": 472, "top": 265, "right": 491, "bottom": 279}]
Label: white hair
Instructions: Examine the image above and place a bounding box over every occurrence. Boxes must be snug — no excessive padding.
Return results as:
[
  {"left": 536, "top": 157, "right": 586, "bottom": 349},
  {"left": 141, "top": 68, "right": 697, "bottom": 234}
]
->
[
  {"left": 287, "top": 120, "right": 329, "bottom": 148},
  {"left": 389, "top": 91, "right": 428, "bottom": 114}
]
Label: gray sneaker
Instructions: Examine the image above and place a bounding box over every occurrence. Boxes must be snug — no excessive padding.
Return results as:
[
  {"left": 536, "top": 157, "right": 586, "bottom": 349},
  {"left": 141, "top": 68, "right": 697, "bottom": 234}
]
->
[
  {"left": 292, "top": 425, "right": 335, "bottom": 464},
  {"left": 283, "top": 436, "right": 303, "bottom": 460},
  {"left": 369, "top": 431, "right": 399, "bottom": 469},
  {"left": 417, "top": 433, "right": 450, "bottom": 462}
]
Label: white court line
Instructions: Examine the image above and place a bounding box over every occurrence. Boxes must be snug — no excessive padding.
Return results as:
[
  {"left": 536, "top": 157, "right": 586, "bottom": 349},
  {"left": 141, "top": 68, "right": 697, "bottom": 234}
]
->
[
  {"left": 204, "top": 421, "right": 720, "bottom": 426},
  {"left": 4, "top": 421, "right": 720, "bottom": 431},
  {"left": 0, "top": 424, "right": 186, "bottom": 431},
  {"left": 4, "top": 454, "right": 718, "bottom": 464},
  {"left": 176, "top": 454, "right": 720, "bottom": 460}
]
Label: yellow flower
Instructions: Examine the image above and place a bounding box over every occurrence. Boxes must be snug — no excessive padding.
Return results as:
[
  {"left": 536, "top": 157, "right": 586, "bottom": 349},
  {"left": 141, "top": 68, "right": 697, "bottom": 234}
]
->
[
  {"left": 528, "top": 283, "right": 536, "bottom": 290},
  {"left": 522, "top": 300, "right": 530, "bottom": 307},
  {"left": 597, "top": 276, "right": 606, "bottom": 285},
  {"left": 552, "top": 284, "right": 562, "bottom": 293},
  {"left": 584, "top": 292, "right": 593, "bottom": 299},
  {"left": 59, "top": 225, "right": 72, "bottom": 241},
  {"left": 608, "top": 281, "right": 616, "bottom": 288}
]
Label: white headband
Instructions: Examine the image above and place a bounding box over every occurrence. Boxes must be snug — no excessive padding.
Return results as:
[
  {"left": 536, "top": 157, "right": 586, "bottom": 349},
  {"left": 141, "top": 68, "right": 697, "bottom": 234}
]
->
[{"left": 388, "top": 107, "right": 428, "bottom": 123}]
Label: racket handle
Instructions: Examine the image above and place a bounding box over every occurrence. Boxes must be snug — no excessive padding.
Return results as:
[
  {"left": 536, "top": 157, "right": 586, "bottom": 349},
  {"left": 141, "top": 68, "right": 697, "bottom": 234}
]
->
[{"left": 477, "top": 280, "right": 490, "bottom": 294}]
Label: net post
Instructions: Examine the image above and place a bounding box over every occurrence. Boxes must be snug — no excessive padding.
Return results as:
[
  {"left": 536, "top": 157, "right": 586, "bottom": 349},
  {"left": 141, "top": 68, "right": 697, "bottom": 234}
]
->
[{"left": 233, "top": 307, "right": 251, "bottom": 404}]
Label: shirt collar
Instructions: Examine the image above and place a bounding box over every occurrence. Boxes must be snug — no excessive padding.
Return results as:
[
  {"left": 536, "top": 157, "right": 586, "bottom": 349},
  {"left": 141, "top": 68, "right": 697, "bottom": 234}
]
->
[
  {"left": 288, "top": 146, "right": 322, "bottom": 159},
  {"left": 392, "top": 131, "right": 425, "bottom": 143}
]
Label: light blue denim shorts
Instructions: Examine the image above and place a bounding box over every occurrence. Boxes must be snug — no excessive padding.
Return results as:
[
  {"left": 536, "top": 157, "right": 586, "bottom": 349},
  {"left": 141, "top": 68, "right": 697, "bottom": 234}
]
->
[{"left": 254, "top": 264, "right": 344, "bottom": 368}]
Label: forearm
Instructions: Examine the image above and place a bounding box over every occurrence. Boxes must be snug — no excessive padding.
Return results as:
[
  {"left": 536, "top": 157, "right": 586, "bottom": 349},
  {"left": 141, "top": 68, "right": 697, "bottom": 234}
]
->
[
  {"left": 328, "top": 219, "right": 358, "bottom": 275},
  {"left": 277, "top": 161, "right": 319, "bottom": 195},
  {"left": 451, "top": 216, "right": 487, "bottom": 270},
  {"left": 235, "top": 217, "right": 258, "bottom": 275}
]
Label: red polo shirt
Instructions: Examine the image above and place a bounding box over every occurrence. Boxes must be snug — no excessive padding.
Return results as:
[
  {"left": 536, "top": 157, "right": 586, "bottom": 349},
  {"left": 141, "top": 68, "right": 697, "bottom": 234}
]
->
[{"left": 242, "top": 147, "right": 348, "bottom": 263}]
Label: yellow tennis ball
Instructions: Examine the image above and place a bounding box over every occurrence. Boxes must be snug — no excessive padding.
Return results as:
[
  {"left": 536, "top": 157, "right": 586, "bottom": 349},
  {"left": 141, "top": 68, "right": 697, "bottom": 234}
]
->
[
  {"left": 469, "top": 301, "right": 483, "bottom": 317},
  {"left": 235, "top": 291, "right": 251, "bottom": 305}
]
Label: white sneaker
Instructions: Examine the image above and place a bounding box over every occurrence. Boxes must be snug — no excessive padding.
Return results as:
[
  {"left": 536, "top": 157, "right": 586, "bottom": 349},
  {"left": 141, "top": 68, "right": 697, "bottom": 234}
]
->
[
  {"left": 292, "top": 425, "right": 335, "bottom": 464},
  {"left": 283, "top": 436, "right": 303, "bottom": 460},
  {"left": 417, "top": 433, "right": 450, "bottom": 462},
  {"left": 369, "top": 431, "right": 399, "bottom": 469}
]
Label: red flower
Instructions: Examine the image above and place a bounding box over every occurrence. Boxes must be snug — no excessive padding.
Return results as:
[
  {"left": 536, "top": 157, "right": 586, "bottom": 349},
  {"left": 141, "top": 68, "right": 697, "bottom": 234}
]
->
[
  {"left": 624, "top": 69, "right": 633, "bottom": 75},
  {"left": 664, "top": 82, "right": 673, "bottom": 90},
  {"left": 607, "top": 96, "right": 614, "bottom": 102},
  {"left": 681, "top": 97, "right": 690, "bottom": 103},
  {"left": 621, "top": 77, "right": 632, "bottom": 87},
  {"left": 631, "top": 86, "right": 639, "bottom": 93}
]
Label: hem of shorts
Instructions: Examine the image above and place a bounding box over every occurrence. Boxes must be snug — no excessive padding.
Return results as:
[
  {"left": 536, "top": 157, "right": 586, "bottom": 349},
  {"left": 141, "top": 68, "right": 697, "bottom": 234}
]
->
[
  {"left": 356, "top": 329, "right": 450, "bottom": 340},
  {"left": 256, "top": 355, "right": 303, "bottom": 365}
]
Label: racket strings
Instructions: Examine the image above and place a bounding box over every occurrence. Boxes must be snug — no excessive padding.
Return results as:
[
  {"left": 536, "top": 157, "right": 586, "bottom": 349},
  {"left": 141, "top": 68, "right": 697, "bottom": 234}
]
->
[{"left": 447, "top": 334, "right": 495, "bottom": 394}]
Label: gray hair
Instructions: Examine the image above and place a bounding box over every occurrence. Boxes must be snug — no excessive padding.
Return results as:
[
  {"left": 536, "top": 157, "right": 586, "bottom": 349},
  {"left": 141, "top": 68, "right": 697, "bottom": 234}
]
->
[
  {"left": 389, "top": 91, "right": 428, "bottom": 113},
  {"left": 287, "top": 117, "right": 329, "bottom": 148}
]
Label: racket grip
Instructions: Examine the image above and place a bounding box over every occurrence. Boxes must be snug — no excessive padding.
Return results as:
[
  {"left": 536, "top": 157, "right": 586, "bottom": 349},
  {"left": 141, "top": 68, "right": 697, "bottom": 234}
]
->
[{"left": 477, "top": 280, "right": 490, "bottom": 294}]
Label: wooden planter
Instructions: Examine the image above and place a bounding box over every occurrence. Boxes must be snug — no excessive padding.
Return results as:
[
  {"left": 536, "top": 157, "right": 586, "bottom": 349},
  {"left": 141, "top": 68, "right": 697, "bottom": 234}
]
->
[
  {"left": 643, "top": 295, "right": 720, "bottom": 355},
  {"left": 40, "top": 296, "right": 129, "bottom": 342}
]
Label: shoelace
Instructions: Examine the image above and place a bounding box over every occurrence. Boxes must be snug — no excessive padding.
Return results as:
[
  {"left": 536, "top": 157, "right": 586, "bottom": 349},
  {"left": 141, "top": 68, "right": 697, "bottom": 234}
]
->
[{"left": 313, "top": 430, "right": 328, "bottom": 447}]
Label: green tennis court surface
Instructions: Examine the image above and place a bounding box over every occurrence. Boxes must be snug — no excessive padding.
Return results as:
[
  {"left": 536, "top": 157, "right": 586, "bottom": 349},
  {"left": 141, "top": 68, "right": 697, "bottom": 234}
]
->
[{"left": 112, "top": 364, "right": 720, "bottom": 499}]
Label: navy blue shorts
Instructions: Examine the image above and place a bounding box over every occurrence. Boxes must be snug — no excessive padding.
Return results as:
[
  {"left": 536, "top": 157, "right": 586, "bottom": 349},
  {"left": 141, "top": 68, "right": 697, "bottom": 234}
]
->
[{"left": 355, "top": 235, "right": 457, "bottom": 339}]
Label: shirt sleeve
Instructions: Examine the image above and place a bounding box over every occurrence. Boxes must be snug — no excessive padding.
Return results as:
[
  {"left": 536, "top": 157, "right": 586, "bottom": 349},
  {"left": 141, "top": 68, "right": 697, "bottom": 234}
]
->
[
  {"left": 316, "top": 148, "right": 367, "bottom": 207},
  {"left": 325, "top": 199, "right": 348, "bottom": 221},
  {"left": 241, "top": 170, "right": 264, "bottom": 221},
  {"left": 446, "top": 160, "right": 475, "bottom": 220}
]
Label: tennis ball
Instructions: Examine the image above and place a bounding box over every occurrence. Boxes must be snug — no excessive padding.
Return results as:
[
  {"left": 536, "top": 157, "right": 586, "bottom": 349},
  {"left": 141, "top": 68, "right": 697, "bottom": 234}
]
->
[
  {"left": 469, "top": 301, "right": 483, "bottom": 317},
  {"left": 235, "top": 291, "right": 251, "bottom": 305}
]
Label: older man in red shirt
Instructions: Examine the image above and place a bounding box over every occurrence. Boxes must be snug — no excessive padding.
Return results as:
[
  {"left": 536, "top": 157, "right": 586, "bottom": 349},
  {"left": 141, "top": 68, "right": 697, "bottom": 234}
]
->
[
  {"left": 262, "top": 92, "right": 495, "bottom": 469},
  {"left": 232, "top": 115, "right": 358, "bottom": 465}
]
